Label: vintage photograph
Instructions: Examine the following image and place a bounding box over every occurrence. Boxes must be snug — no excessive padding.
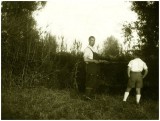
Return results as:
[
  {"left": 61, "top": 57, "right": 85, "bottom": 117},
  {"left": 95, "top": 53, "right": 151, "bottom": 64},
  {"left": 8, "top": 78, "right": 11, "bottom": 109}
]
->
[{"left": 1, "top": 0, "right": 159, "bottom": 119}]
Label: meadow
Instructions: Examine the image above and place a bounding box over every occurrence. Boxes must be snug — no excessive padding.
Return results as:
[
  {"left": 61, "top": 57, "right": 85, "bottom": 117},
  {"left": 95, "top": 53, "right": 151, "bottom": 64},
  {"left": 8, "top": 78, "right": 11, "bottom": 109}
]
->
[{"left": 2, "top": 86, "right": 158, "bottom": 120}]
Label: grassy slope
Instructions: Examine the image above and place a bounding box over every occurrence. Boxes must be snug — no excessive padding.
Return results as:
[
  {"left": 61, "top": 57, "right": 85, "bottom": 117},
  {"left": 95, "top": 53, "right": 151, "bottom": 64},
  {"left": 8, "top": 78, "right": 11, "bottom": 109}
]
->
[{"left": 2, "top": 87, "right": 159, "bottom": 120}]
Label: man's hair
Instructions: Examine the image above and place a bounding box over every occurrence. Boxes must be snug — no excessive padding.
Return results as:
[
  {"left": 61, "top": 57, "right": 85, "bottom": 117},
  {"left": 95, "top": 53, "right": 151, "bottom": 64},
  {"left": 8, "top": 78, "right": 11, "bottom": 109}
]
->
[{"left": 88, "top": 36, "right": 95, "bottom": 41}]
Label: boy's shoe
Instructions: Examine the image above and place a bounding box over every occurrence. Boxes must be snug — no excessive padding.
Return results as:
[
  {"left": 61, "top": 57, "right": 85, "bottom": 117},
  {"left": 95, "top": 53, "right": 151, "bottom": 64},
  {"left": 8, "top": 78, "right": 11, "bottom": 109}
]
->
[{"left": 136, "top": 102, "right": 140, "bottom": 105}]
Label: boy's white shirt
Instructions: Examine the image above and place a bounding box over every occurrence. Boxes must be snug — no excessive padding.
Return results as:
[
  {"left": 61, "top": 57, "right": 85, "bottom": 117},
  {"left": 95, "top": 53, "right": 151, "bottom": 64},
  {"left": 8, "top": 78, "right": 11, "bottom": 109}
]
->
[
  {"left": 128, "top": 58, "right": 148, "bottom": 72},
  {"left": 83, "top": 45, "right": 96, "bottom": 60}
]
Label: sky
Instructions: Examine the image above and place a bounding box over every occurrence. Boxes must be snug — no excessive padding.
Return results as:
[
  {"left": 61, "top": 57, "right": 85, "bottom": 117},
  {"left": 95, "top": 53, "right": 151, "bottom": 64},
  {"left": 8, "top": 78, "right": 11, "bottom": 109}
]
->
[{"left": 34, "top": 0, "right": 138, "bottom": 51}]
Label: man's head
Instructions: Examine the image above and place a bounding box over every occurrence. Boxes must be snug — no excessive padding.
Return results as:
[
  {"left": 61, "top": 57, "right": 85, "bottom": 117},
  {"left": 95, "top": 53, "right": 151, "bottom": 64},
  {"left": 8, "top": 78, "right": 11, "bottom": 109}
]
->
[{"left": 88, "top": 36, "right": 95, "bottom": 47}]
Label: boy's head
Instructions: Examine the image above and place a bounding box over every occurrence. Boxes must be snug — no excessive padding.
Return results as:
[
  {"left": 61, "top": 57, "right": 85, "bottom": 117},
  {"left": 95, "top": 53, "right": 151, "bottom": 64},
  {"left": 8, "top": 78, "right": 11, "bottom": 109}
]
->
[{"left": 133, "top": 50, "right": 142, "bottom": 58}]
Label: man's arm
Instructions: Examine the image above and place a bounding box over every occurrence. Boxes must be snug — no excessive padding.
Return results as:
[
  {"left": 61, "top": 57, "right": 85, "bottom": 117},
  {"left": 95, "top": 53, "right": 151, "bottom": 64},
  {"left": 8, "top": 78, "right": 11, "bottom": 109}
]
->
[
  {"left": 83, "top": 48, "right": 99, "bottom": 63},
  {"left": 99, "top": 60, "right": 109, "bottom": 63},
  {"left": 142, "top": 69, "right": 148, "bottom": 78},
  {"left": 94, "top": 53, "right": 109, "bottom": 63},
  {"left": 84, "top": 57, "right": 99, "bottom": 64},
  {"left": 84, "top": 57, "right": 108, "bottom": 64}
]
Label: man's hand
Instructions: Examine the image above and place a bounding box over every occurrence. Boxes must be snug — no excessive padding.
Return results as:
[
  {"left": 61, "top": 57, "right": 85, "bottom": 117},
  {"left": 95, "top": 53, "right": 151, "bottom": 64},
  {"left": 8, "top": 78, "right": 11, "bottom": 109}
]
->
[
  {"left": 103, "top": 60, "right": 109, "bottom": 64},
  {"left": 94, "top": 60, "right": 100, "bottom": 64},
  {"left": 99, "top": 60, "right": 109, "bottom": 64}
]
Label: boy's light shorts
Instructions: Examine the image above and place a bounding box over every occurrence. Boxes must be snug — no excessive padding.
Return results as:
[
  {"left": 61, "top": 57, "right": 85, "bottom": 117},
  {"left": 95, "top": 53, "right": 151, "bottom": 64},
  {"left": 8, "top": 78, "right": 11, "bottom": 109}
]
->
[{"left": 127, "top": 72, "right": 143, "bottom": 88}]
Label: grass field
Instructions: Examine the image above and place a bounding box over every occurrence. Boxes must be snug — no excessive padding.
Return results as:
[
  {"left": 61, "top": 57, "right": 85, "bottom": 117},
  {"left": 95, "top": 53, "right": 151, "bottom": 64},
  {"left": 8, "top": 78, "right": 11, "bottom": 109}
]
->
[{"left": 2, "top": 87, "right": 159, "bottom": 120}]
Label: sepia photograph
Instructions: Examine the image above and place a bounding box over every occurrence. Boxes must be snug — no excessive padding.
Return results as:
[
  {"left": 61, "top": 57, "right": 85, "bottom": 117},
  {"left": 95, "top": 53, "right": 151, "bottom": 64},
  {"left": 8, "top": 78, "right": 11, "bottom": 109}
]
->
[{"left": 1, "top": 0, "right": 159, "bottom": 119}]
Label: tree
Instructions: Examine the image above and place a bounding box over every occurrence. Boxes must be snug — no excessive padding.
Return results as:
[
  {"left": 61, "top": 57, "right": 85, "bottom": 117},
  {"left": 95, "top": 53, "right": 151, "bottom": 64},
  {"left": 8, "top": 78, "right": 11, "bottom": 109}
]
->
[
  {"left": 70, "top": 39, "right": 82, "bottom": 55},
  {"left": 102, "top": 36, "right": 121, "bottom": 58},
  {"left": 131, "top": 1, "right": 159, "bottom": 57},
  {"left": 1, "top": 1, "right": 46, "bottom": 87},
  {"left": 122, "top": 22, "right": 134, "bottom": 53},
  {"left": 2, "top": 1, "right": 46, "bottom": 61},
  {"left": 2, "top": 1, "right": 46, "bottom": 63}
]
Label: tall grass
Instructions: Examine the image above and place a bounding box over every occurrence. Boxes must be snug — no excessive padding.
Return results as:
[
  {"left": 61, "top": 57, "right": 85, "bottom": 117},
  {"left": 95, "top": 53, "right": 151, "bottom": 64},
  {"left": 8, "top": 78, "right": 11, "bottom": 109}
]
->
[{"left": 2, "top": 87, "right": 158, "bottom": 120}]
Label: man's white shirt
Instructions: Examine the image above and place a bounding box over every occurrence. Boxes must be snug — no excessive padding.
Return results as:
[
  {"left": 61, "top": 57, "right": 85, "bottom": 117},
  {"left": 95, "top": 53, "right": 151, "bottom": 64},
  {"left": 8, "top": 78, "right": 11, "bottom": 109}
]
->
[
  {"left": 128, "top": 58, "right": 148, "bottom": 72},
  {"left": 83, "top": 45, "right": 96, "bottom": 60}
]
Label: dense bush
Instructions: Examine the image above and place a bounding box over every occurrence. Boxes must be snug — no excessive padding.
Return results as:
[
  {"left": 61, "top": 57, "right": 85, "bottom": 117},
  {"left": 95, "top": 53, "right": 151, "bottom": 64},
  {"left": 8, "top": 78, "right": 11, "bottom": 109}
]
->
[{"left": 74, "top": 60, "right": 158, "bottom": 93}]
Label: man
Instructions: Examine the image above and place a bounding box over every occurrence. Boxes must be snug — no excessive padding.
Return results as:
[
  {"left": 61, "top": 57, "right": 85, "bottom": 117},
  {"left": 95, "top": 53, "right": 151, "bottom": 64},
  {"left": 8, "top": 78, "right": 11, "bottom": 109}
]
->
[
  {"left": 83, "top": 36, "right": 107, "bottom": 100},
  {"left": 123, "top": 52, "right": 148, "bottom": 104}
]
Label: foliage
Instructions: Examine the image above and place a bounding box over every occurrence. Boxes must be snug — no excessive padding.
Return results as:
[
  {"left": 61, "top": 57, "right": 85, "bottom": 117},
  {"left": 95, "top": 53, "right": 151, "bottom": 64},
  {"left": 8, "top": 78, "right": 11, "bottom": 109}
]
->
[
  {"left": 1, "top": 1, "right": 47, "bottom": 88},
  {"left": 56, "top": 36, "right": 68, "bottom": 52},
  {"left": 130, "top": 1, "right": 159, "bottom": 57},
  {"left": 102, "top": 36, "right": 121, "bottom": 58},
  {"left": 70, "top": 39, "right": 82, "bottom": 55},
  {"left": 2, "top": 1, "right": 46, "bottom": 62},
  {"left": 122, "top": 22, "right": 135, "bottom": 52},
  {"left": 1, "top": 1, "right": 83, "bottom": 89}
]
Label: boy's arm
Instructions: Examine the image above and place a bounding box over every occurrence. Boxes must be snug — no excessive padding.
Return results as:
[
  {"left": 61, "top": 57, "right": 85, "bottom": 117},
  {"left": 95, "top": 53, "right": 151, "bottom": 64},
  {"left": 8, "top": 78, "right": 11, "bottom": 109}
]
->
[
  {"left": 142, "top": 69, "right": 148, "bottom": 78},
  {"left": 142, "top": 62, "right": 148, "bottom": 78},
  {"left": 127, "top": 67, "right": 131, "bottom": 78}
]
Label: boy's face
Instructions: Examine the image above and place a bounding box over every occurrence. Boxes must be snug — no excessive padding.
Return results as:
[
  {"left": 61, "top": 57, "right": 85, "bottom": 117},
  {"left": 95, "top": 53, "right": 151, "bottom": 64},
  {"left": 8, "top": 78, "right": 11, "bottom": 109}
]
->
[{"left": 89, "top": 38, "right": 95, "bottom": 47}]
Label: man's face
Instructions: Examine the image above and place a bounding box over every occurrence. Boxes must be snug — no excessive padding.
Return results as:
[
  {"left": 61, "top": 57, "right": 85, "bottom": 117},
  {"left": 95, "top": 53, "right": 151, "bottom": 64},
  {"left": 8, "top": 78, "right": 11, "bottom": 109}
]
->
[{"left": 89, "top": 38, "right": 95, "bottom": 47}]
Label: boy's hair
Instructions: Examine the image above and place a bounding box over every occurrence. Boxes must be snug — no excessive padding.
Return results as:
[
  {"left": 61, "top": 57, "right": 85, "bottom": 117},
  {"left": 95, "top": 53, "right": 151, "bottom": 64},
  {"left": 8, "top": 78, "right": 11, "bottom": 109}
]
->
[{"left": 133, "top": 50, "right": 142, "bottom": 57}]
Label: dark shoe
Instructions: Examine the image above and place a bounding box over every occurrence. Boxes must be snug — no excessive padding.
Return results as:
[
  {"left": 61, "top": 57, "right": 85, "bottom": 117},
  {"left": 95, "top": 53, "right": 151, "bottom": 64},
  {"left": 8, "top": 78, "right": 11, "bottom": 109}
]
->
[
  {"left": 82, "top": 95, "right": 92, "bottom": 101},
  {"left": 123, "top": 101, "right": 126, "bottom": 103}
]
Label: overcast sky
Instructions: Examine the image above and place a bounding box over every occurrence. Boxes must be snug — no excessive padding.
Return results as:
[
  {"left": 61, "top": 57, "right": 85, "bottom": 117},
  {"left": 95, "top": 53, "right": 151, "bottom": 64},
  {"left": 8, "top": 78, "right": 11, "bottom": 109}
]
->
[{"left": 34, "top": 0, "right": 138, "bottom": 51}]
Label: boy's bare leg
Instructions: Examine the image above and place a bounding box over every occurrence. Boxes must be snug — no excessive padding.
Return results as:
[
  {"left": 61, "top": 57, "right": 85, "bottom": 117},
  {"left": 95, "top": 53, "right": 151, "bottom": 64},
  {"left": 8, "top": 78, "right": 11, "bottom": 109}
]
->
[
  {"left": 136, "top": 88, "right": 141, "bottom": 104},
  {"left": 123, "top": 88, "right": 132, "bottom": 101}
]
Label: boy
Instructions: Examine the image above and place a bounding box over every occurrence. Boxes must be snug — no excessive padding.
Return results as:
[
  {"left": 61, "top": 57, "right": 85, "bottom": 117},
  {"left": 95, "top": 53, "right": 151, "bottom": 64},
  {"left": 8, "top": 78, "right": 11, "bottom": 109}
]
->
[{"left": 123, "top": 52, "right": 148, "bottom": 104}]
